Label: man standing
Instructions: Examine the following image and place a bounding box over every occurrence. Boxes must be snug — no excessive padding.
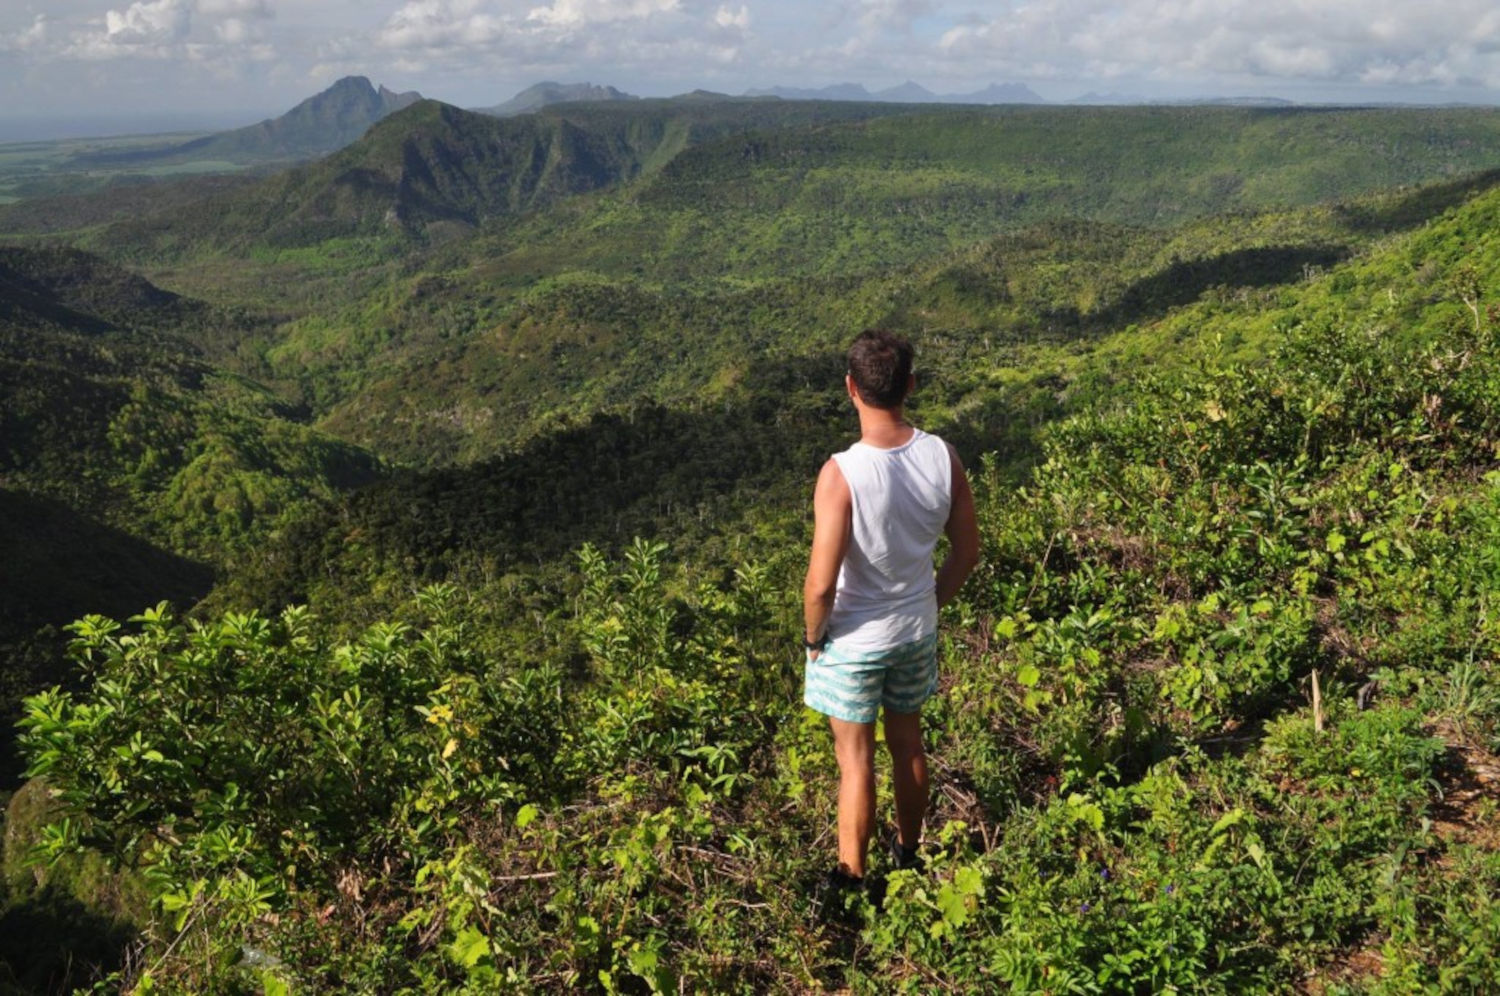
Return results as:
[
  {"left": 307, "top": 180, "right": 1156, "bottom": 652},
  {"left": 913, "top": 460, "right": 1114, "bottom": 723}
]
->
[{"left": 803, "top": 329, "right": 980, "bottom": 888}]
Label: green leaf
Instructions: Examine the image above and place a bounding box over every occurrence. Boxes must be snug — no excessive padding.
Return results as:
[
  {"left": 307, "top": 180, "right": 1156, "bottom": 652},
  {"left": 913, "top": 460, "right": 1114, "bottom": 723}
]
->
[
  {"left": 1065, "top": 793, "right": 1105, "bottom": 832},
  {"left": 1210, "top": 807, "right": 1244, "bottom": 836},
  {"left": 515, "top": 803, "right": 539, "bottom": 829},
  {"left": 937, "top": 880, "right": 974, "bottom": 928},
  {"left": 1245, "top": 837, "right": 1266, "bottom": 869},
  {"left": 447, "top": 925, "right": 491, "bottom": 969},
  {"left": 1016, "top": 663, "right": 1040, "bottom": 687},
  {"left": 952, "top": 865, "right": 984, "bottom": 898}
]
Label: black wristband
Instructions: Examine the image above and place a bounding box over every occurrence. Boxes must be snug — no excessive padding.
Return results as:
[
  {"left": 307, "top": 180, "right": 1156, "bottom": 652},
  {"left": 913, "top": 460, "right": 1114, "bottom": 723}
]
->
[{"left": 803, "top": 633, "right": 828, "bottom": 651}]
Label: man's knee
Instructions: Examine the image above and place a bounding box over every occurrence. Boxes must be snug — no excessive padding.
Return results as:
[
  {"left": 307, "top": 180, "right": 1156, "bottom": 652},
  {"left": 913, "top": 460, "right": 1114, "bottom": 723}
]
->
[{"left": 831, "top": 717, "right": 877, "bottom": 770}]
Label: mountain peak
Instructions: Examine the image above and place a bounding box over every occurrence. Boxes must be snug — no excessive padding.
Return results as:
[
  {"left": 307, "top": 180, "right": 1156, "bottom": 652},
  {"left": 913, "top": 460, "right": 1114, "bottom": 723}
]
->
[
  {"left": 876, "top": 81, "right": 937, "bottom": 102},
  {"left": 477, "top": 81, "right": 639, "bottom": 117}
]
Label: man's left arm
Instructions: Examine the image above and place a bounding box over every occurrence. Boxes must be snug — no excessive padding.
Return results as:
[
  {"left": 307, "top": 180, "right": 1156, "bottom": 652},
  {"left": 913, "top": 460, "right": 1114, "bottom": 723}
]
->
[{"left": 935, "top": 444, "right": 980, "bottom": 609}]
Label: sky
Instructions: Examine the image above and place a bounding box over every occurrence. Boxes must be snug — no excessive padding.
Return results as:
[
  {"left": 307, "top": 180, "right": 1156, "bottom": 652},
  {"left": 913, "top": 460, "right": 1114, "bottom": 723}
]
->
[{"left": 3, "top": 1, "right": 1500, "bottom": 138}]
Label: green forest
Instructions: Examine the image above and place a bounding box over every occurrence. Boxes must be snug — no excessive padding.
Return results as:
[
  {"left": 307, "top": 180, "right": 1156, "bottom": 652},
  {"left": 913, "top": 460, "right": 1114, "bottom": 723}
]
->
[{"left": 3, "top": 97, "right": 1500, "bottom": 993}]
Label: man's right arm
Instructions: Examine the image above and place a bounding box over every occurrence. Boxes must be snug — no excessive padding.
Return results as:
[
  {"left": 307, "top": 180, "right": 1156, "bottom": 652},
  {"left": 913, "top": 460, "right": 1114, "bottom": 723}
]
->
[
  {"left": 935, "top": 445, "right": 980, "bottom": 609},
  {"left": 804, "top": 458, "right": 852, "bottom": 658}
]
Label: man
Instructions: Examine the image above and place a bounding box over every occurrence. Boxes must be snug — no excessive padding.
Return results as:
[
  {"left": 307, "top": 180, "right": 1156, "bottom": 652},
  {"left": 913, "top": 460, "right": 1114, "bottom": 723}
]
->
[{"left": 803, "top": 329, "right": 980, "bottom": 888}]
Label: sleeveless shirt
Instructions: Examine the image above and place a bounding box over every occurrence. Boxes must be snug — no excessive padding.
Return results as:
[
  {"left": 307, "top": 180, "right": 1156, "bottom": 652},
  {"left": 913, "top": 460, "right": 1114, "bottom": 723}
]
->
[{"left": 827, "top": 428, "right": 953, "bottom": 651}]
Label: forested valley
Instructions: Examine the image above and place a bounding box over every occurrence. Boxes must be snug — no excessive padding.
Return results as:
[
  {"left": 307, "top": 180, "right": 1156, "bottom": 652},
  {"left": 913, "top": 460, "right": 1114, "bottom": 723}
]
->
[{"left": 4, "top": 96, "right": 1500, "bottom": 993}]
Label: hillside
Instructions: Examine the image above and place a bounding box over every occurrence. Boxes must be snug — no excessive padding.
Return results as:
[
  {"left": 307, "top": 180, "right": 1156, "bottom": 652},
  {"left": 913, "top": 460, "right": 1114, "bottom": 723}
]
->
[
  {"left": 224, "top": 107, "right": 1500, "bottom": 467},
  {"left": 0, "top": 245, "right": 386, "bottom": 558},
  {"left": 85, "top": 98, "right": 916, "bottom": 255},
  {"left": 6, "top": 101, "right": 1500, "bottom": 993},
  {"left": 0, "top": 245, "right": 385, "bottom": 786},
  {"left": 55, "top": 103, "right": 1500, "bottom": 475},
  {"left": 89, "top": 103, "right": 1500, "bottom": 263},
  {"left": 11, "top": 171, "right": 1500, "bottom": 993}
]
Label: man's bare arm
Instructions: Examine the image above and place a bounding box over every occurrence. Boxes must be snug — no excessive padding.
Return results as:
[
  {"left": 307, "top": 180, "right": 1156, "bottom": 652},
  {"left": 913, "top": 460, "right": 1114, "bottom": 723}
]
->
[
  {"left": 803, "top": 458, "right": 852, "bottom": 656},
  {"left": 935, "top": 445, "right": 980, "bottom": 609}
]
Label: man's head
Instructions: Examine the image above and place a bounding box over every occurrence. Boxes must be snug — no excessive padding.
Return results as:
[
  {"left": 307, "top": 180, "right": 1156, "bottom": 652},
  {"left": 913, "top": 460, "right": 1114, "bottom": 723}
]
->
[{"left": 846, "top": 329, "right": 914, "bottom": 409}]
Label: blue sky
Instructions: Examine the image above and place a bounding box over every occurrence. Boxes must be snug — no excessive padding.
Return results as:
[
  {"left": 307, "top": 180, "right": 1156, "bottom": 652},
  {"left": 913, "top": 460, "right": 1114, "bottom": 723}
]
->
[{"left": 3, "top": 1, "right": 1499, "bottom": 136}]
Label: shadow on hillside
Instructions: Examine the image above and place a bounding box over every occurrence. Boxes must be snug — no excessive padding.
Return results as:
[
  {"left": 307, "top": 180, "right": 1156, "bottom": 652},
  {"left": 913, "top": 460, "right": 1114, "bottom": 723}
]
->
[
  {"left": 0, "top": 490, "right": 215, "bottom": 643},
  {"left": 243, "top": 360, "right": 848, "bottom": 601},
  {"left": 0, "top": 886, "right": 136, "bottom": 996},
  {"left": 1083, "top": 244, "right": 1351, "bottom": 333},
  {"left": 0, "top": 489, "right": 215, "bottom": 789},
  {"left": 224, "top": 347, "right": 1041, "bottom": 611},
  {"left": 1334, "top": 168, "right": 1500, "bottom": 234}
]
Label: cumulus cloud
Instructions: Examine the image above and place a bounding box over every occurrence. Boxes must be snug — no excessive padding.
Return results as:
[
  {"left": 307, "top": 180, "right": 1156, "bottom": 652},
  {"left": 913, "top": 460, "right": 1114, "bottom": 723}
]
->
[
  {"left": 103, "top": 0, "right": 192, "bottom": 45},
  {"left": 0, "top": 14, "right": 49, "bottom": 52},
  {"left": 938, "top": 0, "right": 1500, "bottom": 89},
  {"left": 376, "top": 0, "right": 506, "bottom": 51},
  {"left": 359, "top": 0, "right": 739, "bottom": 78},
  {"left": 850, "top": 0, "right": 931, "bottom": 34},
  {"left": 714, "top": 5, "right": 749, "bottom": 30},
  {"left": 198, "top": 0, "right": 273, "bottom": 15},
  {"left": 50, "top": 0, "right": 276, "bottom": 61},
  {"left": 526, "top": 0, "right": 682, "bottom": 30}
]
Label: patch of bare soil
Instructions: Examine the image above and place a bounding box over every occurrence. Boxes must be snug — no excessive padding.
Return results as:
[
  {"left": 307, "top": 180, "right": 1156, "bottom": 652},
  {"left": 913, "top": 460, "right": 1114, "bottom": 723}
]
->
[{"left": 1428, "top": 721, "right": 1500, "bottom": 853}]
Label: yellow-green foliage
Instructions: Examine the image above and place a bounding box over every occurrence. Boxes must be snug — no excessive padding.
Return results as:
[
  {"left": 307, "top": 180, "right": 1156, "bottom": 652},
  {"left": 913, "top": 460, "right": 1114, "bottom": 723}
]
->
[
  {"left": 12, "top": 107, "right": 1500, "bottom": 994},
  {"left": 18, "top": 179, "right": 1500, "bottom": 992}
]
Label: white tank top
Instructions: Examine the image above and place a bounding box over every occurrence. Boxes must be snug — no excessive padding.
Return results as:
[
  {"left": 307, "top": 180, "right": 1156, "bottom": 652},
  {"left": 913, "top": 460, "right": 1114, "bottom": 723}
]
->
[{"left": 827, "top": 428, "right": 953, "bottom": 651}]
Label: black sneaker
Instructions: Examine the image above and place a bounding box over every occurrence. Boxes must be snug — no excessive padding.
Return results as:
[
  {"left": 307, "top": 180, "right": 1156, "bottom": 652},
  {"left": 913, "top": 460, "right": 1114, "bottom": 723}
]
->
[
  {"left": 889, "top": 835, "right": 924, "bottom": 872},
  {"left": 811, "top": 864, "right": 866, "bottom": 924}
]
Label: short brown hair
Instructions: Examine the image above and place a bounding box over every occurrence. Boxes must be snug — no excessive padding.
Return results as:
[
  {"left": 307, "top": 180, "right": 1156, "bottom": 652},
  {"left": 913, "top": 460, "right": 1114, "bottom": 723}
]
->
[{"left": 847, "top": 329, "right": 913, "bottom": 409}]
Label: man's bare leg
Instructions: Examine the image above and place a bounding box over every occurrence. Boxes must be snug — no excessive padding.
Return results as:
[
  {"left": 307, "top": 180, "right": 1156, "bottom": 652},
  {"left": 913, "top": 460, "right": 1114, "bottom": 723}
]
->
[
  {"left": 829, "top": 717, "right": 877, "bottom": 877},
  {"left": 883, "top": 709, "right": 927, "bottom": 851}
]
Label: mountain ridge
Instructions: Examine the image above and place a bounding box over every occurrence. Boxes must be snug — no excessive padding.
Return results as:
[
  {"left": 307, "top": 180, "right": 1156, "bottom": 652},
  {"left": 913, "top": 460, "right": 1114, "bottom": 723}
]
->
[
  {"left": 476, "top": 81, "right": 639, "bottom": 116},
  {"left": 84, "top": 98, "right": 922, "bottom": 251},
  {"left": 71, "top": 76, "right": 422, "bottom": 167}
]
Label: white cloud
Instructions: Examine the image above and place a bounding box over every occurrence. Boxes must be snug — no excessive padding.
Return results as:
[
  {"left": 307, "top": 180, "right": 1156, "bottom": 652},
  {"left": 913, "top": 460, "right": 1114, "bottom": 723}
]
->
[
  {"left": 376, "top": 0, "right": 506, "bottom": 51},
  {"left": 50, "top": 0, "right": 277, "bottom": 62},
  {"left": 363, "top": 0, "right": 717, "bottom": 78},
  {"left": 938, "top": 0, "right": 1500, "bottom": 89},
  {"left": 851, "top": 0, "right": 931, "bottom": 34},
  {"left": 526, "top": 0, "right": 682, "bottom": 30},
  {"left": 215, "top": 17, "right": 249, "bottom": 43},
  {"left": 198, "top": 0, "right": 273, "bottom": 16},
  {"left": 1, "top": 14, "right": 49, "bottom": 52},
  {"left": 714, "top": 4, "right": 749, "bottom": 30},
  {"left": 103, "top": 0, "right": 191, "bottom": 45}
]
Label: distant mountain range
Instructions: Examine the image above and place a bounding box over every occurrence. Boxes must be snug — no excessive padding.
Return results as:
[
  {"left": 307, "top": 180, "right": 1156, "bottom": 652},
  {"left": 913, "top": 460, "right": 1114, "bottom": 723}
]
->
[
  {"left": 743, "top": 81, "right": 1048, "bottom": 104},
  {"left": 471, "top": 79, "right": 1049, "bottom": 114},
  {"left": 55, "top": 77, "right": 1313, "bottom": 178},
  {"left": 469, "top": 81, "right": 1318, "bottom": 115},
  {"left": 72, "top": 76, "right": 422, "bottom": 166}
]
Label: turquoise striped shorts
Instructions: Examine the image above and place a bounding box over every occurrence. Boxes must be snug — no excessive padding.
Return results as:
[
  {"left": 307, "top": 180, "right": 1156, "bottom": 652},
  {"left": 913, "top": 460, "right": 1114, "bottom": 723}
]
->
[{"left": 803, "top": 632, "right": 939, "bottom": 724}]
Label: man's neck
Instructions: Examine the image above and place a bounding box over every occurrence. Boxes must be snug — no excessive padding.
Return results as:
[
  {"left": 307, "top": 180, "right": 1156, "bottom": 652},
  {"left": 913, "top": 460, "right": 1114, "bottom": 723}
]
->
[{"left": 858, "top": 405, "right": 915, "bottom": 449}]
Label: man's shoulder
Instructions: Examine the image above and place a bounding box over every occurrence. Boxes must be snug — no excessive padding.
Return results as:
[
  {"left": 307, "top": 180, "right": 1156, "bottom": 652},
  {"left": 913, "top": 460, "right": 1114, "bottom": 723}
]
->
[{"left": 816, "top": 456, "right": 850, "bottom": 496}]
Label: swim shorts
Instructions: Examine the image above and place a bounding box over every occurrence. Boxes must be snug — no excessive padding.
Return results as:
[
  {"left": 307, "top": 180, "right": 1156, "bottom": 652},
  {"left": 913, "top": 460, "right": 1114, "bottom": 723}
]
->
[{"left": 803, "top": 632, "right": 939, "bottom": 724}]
